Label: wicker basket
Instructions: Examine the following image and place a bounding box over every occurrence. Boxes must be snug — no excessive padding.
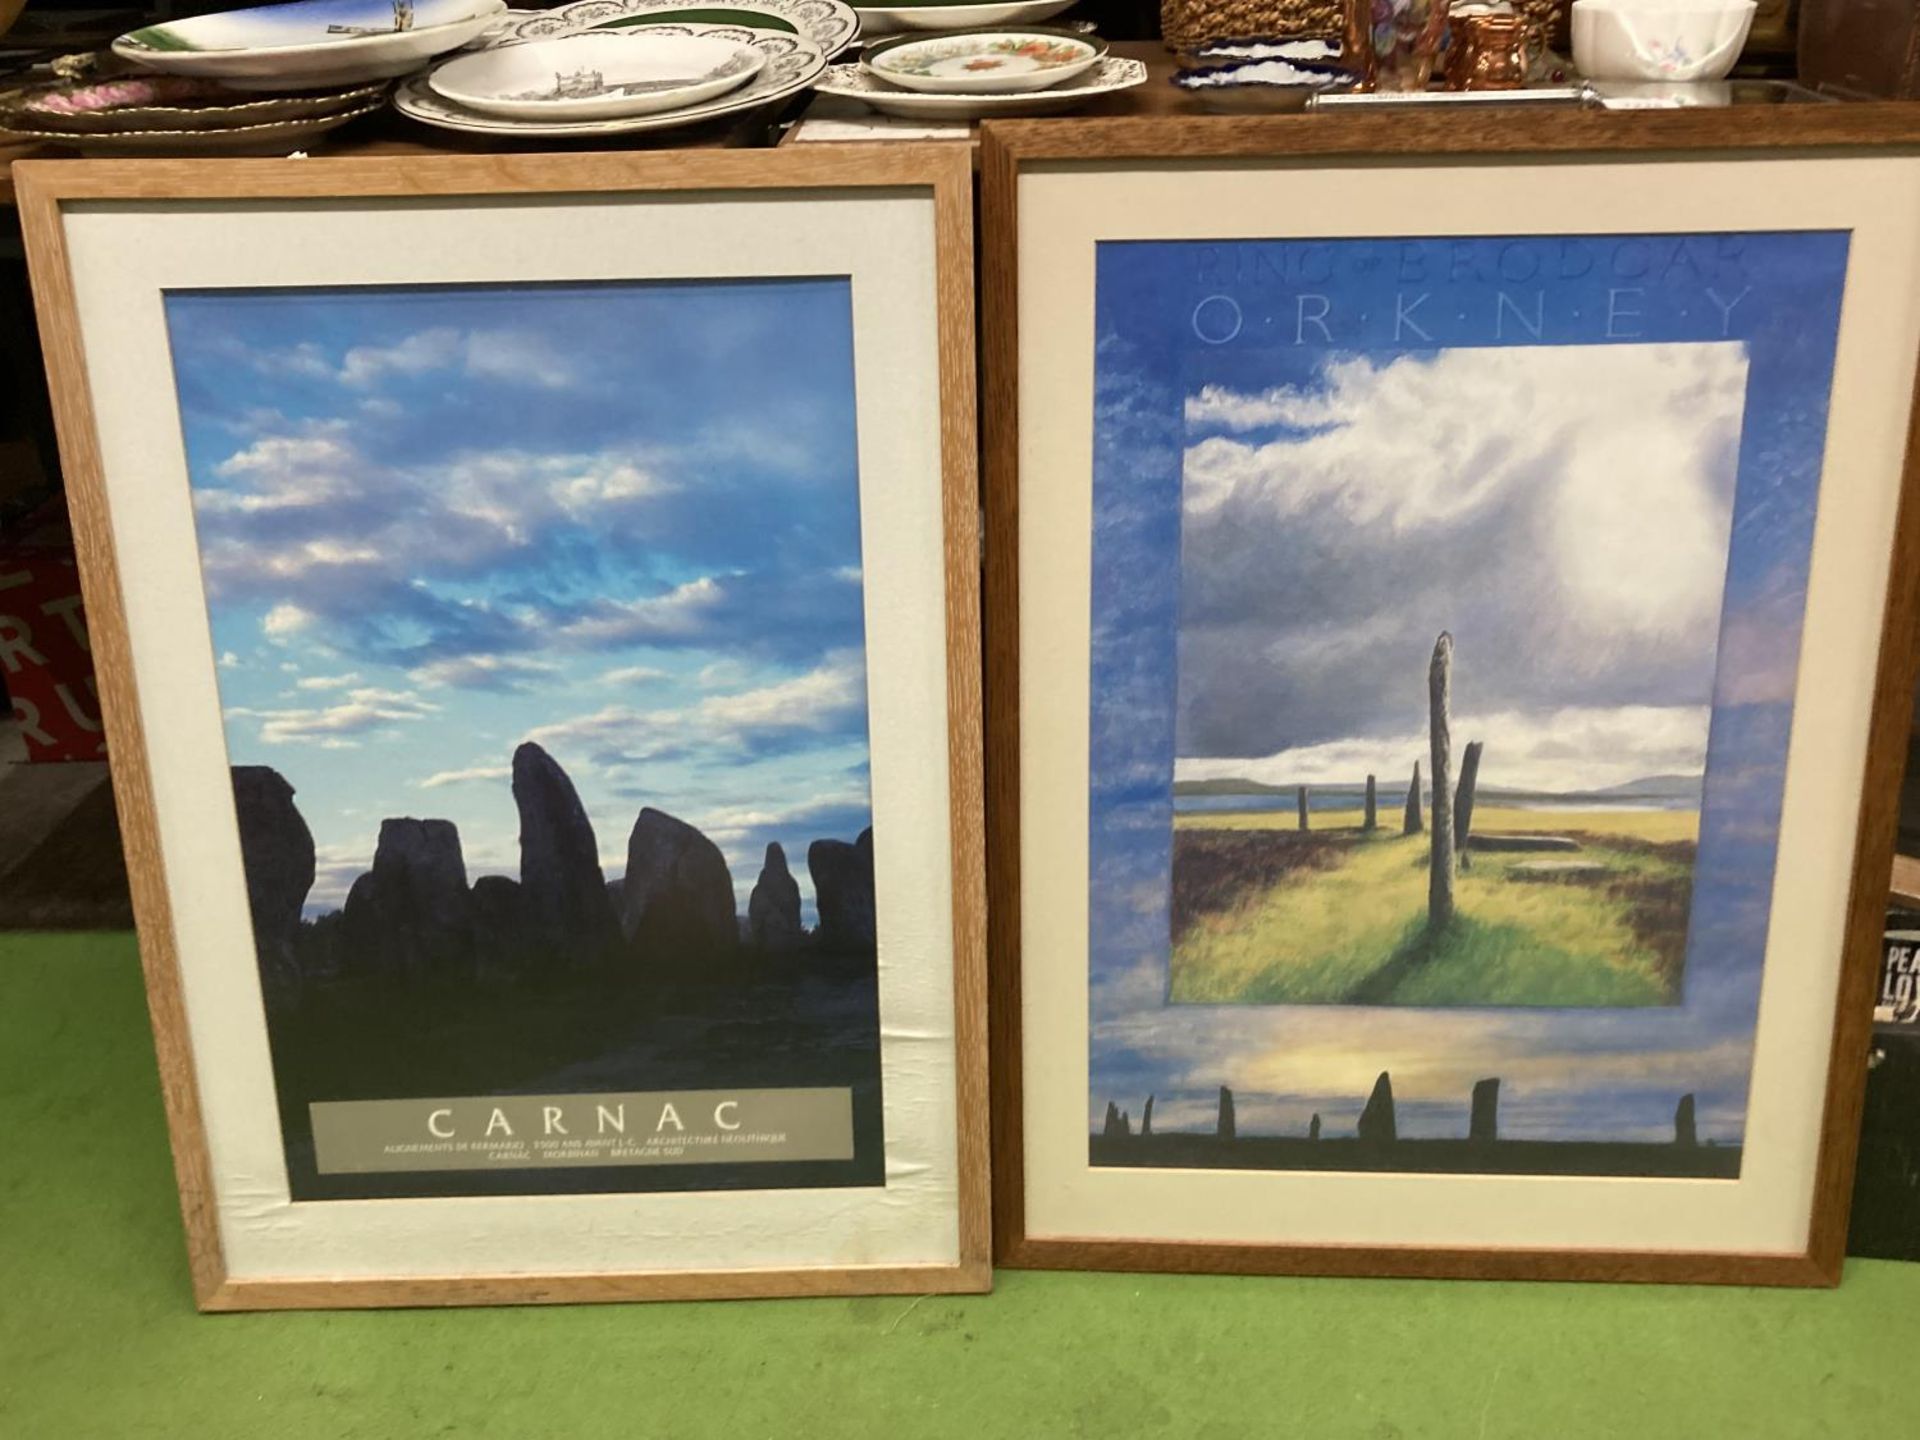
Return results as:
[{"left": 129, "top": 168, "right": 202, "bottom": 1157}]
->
[{"left": 1161, "top": 0, "right": 1345, "bottom": 58}]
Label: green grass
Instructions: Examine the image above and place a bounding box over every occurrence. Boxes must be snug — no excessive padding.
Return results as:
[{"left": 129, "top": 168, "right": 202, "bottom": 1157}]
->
[
  {"left": 1169, "top": 816, "right": 1692, "bottom": 1007},
  {"left": 1178, "top": 803, "right": 1700, "bottom": 844}
]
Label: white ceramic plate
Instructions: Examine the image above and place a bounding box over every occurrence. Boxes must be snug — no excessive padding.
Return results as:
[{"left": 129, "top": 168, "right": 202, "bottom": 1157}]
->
[
  {"left": 862, "top": 28, "right": 1101, "bottom": 94},
  {"left": 430, "top": 31, "right": 762, "bottom": 118},
  {"left": 0, "top": 96, "right": 384, "bottom": 153},
  {"left": 113, "top": 0, "right": 507, "bottom": 90},
  {"left": 816, "top": 54, "right": 1144, "bottom": 115},
  {"left": 484, "top": 0, "right": 862, "bottom": 59},
  {"left": 1, "top": 78, "right": 387, "bottom": 133},
  {"left": 852, "top": 0, "right": 1074, "bottom": 35},
  {"left": 396, "top": 24, "right": 823, "bottom": 135}
]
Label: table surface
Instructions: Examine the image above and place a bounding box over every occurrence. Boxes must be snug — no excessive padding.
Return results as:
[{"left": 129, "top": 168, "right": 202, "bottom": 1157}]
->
[{"left": 2, "top": 928, "right": 1918, "bottom": 1440}]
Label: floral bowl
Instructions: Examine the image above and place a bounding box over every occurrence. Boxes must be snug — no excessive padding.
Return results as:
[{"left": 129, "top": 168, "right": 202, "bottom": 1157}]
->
[{"left": 1570, "top": 0, "right": 1756, "bottom": 82}]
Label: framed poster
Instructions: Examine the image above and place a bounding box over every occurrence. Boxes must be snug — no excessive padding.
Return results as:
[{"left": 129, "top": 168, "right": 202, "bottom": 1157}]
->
[
  {"left": 20, "top": 148, "right": 986, "bottom": 1308},
  {"left": 982, "top": 108, "right": 1920, "bottom": 1284}
]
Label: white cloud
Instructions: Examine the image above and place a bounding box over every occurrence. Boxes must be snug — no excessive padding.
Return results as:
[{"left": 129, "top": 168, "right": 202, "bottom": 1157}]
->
[
  {"left": 337, "top": 326, "right": 580, "bottom": 392},
  {"left": 599, "top": 664, "right": 669, "bottom": 686},
  {"left": 1176, "top": 703, "right": 1710, "bottom": 794},
  {"left": 559, "top": 575, "right": 729, "bottom": 647},
  {"left": 262, "top": 602, "right": 313, "bottom": 638},
  {"left": 235, "top": 686, "right": 439, "bottom": 745},
  {"left": 339, "top": 328, "right": 463, "bottom": 388},
  {"left": 295, "top": 672, "right": 361, "bottom": 692},
  {"left": 1177, "top": 343, "right": 1749, "bottom": 762},
  {"left": 218, "top": 651, "right": 240, "bottom": 669},
  {"left": 418, "top": 763, "right": 512, "bottom": 790},
  {"left": 408, "top": 654, "right": 559, "bottom": 690}
]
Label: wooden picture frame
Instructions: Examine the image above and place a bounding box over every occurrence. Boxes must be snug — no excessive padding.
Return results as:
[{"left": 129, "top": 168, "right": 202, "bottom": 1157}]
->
[
  {"left": 981, "top": 108, "right": 1920, "bottom": 1285},
  {"left": 19, "top": 147, "right": 988, "bottom": 1309}
]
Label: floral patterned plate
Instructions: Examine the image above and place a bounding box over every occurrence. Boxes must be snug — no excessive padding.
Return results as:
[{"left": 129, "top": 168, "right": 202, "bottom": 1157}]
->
[
  {"left": 816, "top": 53, "right": 1144, "bottom": 115},
  {"left": 430, "top": 31, "right": 763, "bottom": 118},
  {"left": 852, "top": 0, "right": 1074, "bottom": 36},
  {"left": 396, "top": 23, "right": 823, "bottom": 134},
  {"left": 862, "top": 26, "right": 1101, "bottom": 93},
  {"left": 482, "top": 0, "right": 862, "bottom": 59}
]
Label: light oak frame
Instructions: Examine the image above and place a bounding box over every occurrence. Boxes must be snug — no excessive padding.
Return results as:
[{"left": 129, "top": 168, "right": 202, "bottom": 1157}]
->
[
  {"left": 980, "top": 107, "right": 1920, "bottom": 1287},
  {"left": 17, "top": 147, "right": 988, "bottom": 1310}
]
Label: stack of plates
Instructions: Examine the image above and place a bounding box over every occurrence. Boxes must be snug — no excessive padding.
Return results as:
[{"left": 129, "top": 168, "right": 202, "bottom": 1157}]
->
[
  {"left": 0, "top": 75, "right": 387, "bottom": 153},
  {"left": 819, "top": 26, "right": 1146, "bottom": 117},
  {"left": 110, "top": 0, "right": 509, "bottom": 91},
  {"left": 397, "top": 21, "right": 828, "bottom": 137},
  {"left": 489, "top": 0, "right": 863, "bottom": 58}
]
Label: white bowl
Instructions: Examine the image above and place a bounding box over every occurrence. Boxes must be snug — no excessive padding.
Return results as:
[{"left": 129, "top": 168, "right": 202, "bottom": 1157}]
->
[
  {"left": 429, "top": 32, "right": 764, "bottom": 118},
  {"left": 112, "top": 1, "right": 508, "bottom": 90},
  {"left": 1571, "top": 0, "right": 1756, "bottom": 83},
  {"left": 863, "top": 29, "right": 1101, "bottom": 94},
  {"left": 852, "top": 0, "right": 1076, "bottom": 35}
]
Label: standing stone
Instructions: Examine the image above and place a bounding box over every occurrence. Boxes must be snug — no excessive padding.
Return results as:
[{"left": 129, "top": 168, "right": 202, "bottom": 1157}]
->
[
  {"left": 1428, "top": 633, "right": 1456, "bottom": 929},
  {"left": 1217, "top": 1085, "right": 1237, "bottom": 1140},
  {"left": 621, "top": 808, "right": 738, "bottom": 976},
  {"left": 810, "top": 827, "right": 877, "bottom": 954},
  {"left": 1675, "top": 1093, "right": 1698, "bottom": 1148},
  {"left": 1119, "top": 1109, "right": 1131, "bottom": 1137},
  {"left": 1364, "top": 774, "right": 1378, "bottom": 832},
  {"left": 1142, "top": 1094, "right": 1155, "bottom": 1136},
  {"left": 512, "top": 742, "right": 617, "bottom": 964},
  {"left": 469, "top": 874, "right": 529, "bottom": 979},
  {"left": 1453, "top": 740, "right": 1484, "bottom": 858},
  {"left": 1309, "top": 1113, "right": 1322, "bottom": 1141},
  {"left": 1403, "top": 760, "right": 1423, "bottom": 835},
  {"left": 1470, "top": 1077, "right": 1500, "bottom": 1143},
  {"left": 341, "top": 817, "right": 474, "bottom": 981},
  {"left": 231, "top": 766, "right": 316, "bottom": 997},
  {"left": 1102, "top": 1100, "right": 1124, "bottom": 1138},
  {"left": 748, "top": 842, "right": 805, "bottom": 953},
  {"left": 1297, "top": 785, "right": 1310, "bottom": 831},
  {"left": 1358, "top": 1071, "right": 1397, "bottom": 1143}
]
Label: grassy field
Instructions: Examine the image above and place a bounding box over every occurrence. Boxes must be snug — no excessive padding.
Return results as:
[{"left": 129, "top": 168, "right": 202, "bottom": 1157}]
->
[{"left": 1169, "top": 807, "right": 1695, "bottom": 1007}]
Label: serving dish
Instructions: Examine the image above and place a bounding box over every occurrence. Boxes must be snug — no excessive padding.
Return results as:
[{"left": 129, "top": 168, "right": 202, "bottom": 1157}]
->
[
  {"left": 851, "top": 0, "right": 1076, "bottom": 35},
  {"left": 429, "top": 31, "right": 763, "bottom": 117},
  {"left": 862, "top": 27, "right": 1102, "bottom": 93},
  {"left": 816, "top": 53, "right": 1145, "bottom": 114}
]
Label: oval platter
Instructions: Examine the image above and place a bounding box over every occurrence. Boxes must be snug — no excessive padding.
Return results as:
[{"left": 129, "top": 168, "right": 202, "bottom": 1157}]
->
[
  {"left": 816, "top": 53, "right": 1144, "bottom": 116},
  {"left": 399, "top": 23, "right": 824, "bottom": 135},
  {"left": 483, "top": 0, "right": 861, "bottom": 58},
  {"left": 851, "top": 0, "right": 1075, "bottom": 35}
]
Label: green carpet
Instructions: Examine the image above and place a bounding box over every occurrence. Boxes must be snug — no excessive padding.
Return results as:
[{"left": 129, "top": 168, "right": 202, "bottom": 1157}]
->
[{"left": 2, "top": 931, "right": 1916, "bottom": 1439}]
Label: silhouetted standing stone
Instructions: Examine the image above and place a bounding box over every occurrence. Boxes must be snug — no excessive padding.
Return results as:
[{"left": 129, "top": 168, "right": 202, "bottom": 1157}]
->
[
  {"left": 512, "top": 742, "right": 616, "bottom": 964},
  {"left": 1142, "top": 1095, "right": 1154, "bottom": 1136},
  {"left": 1454, "top": 740, "right": 1484, "bottom": 860},
  {"left": 1103, "top": 1101, "right": 1124, "bottom": 1138},
  {"left": 231, "top": 766, "right": 315, "bottom": 997},
  {"left": 1297, "top": 785, "right": 1310, "bottom": 831},
  {"left": 341, "top": 817, "right": 474, "bottom": 981},
  {"left": 1675, "top": 1093, "right": 1698, "bottom": 1148},
  {"left": 1428, "top": 633, "right": 1455, "bottom": 930},
  {"left": 1403, "top": 760, "right": 1423, "bottom": 835},
  {"left": 1217, "top": 1085, "right": 1236, "bottom": 1140},
  {"left": 810, "top": 828, "right": 876, "bottom": 953},
  {"left": 1309, "top": 1113, "right": 1322, "bottom": 1141},
  {"left": 1119, "top": 1109, "right": 1131, "bottom": 1136},
  {"left": 1364, "top": 775, "right": 1377, "bottom": 832},
  {"left": 469, "top": 874, "right": 529, "bottom": 979},
  {"left": 1470, "top": 1077, "right": 1500, "bottom": 1143},
  {"left": 1359, "top": 1071, "right": 1397, "bottom": 1143},
  {"left": 621, "top": 808, "right": 737, "bottom": 976},
  {"left": 748, "top": 843, "right": 805, "bottom": 953}
]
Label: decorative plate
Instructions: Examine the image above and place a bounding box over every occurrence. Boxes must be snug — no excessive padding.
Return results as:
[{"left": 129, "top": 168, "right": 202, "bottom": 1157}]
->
[
  {"left": 0, "top": 96, "right": 385, "bottom": 153},
  {"left": 0, "top": 78, "right": 387, "bottom": 134},
  {"left": 112, "top": 0, "right": 507, "bottom": 90},
  {"left": 484, "top": 0, "right": 861, "bottom": 59},
  {"left": 815, "top": 54, "right": 1145, "bottom": 116},
  {"left": 862, "top": 27, "right": 1102, "bottom": 94},
  {"left": 851, "top": 0, "right": 1076, "bottom": 35},
  {"left": 429, "top": 31, "right": 763, "bottom": 118},
  {"left": 395, "top": 24, "right": 824, "bottom": 135}
]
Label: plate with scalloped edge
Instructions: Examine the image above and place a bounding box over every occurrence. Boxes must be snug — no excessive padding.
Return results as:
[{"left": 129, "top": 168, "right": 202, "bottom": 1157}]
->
[
  {"left": 816, "top": 53, "right": 1144, "bottom": 116},
  {"left": 398, "top": 23, "right": 824, "bottom": 134},
  {"left": 482, "top": 0, "right": 861, "bottom": 58}
]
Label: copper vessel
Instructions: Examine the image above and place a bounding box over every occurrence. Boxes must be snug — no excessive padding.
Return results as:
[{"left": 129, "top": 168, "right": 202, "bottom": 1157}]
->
[{"left": 1447, "top": 12, "right": 1530, "bottom": 90}]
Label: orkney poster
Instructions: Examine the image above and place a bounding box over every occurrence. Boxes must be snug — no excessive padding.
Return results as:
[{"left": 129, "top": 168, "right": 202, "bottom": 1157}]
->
[
  {"left": 1086, "top": 232, "right": 1849, "bottom": 1177},
  {"left": 165, "top": 278, "right": 883, "bottom": 1200}
]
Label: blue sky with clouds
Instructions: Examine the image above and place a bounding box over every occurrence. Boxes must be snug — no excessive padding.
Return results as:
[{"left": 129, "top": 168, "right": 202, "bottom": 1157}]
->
[
  {"left": 1086, "top": 231, "right": 1849, "bottom": 1151},
  {"left": 165, "top": 279, "right": 872, "bottom": 920}
]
